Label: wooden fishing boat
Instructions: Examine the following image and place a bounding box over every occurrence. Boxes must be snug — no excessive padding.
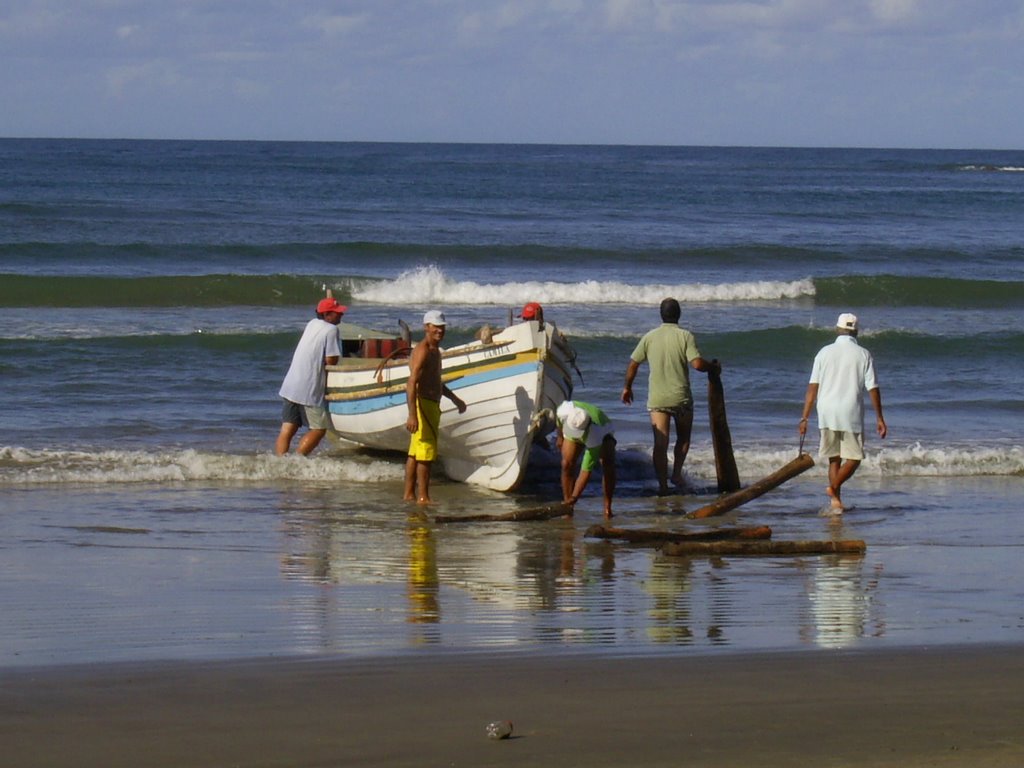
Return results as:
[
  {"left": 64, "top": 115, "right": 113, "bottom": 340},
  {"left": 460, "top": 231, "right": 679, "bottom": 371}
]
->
[{"left": 326, "top": 316, "right": 577, "bottom": 491}]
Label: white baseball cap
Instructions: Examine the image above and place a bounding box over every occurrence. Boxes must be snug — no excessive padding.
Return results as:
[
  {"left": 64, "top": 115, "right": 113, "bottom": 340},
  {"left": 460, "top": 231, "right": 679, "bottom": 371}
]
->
[
  {"left": 836, "top": 312, "right": 858, "bottom": 331},
  {"left": 423, "top": 310, "right": 446, "bottom": 326},
  {"left": 556, "top": 401, "right": 590, "bottom": 440}
]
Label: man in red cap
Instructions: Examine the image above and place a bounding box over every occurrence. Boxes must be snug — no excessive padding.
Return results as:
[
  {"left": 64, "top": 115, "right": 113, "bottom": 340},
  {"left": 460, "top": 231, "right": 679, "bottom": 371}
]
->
[
  {"left": 519, "top": 302, "right": 544, "bottom": 325},
  {"left": 275, "top": 297, "right": 346, "bottom": 455},
  {"left": 476, "top": 302, "right": 545, "bottom": 344}
]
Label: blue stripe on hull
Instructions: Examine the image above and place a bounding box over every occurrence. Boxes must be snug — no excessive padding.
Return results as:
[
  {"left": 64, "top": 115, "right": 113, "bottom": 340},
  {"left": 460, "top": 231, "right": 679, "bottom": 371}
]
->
[{"left": 328, "top": 360, "right": 540, "bottom": 417}]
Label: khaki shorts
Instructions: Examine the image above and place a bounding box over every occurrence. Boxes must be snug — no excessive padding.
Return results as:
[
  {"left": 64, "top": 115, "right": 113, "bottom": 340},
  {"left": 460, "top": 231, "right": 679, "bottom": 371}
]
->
[
  {"left": 649, "top": 403, "right": 693, "bottom": 419},
  {"left": 819, "top": 429, "right": 864, "bottom": 461}
]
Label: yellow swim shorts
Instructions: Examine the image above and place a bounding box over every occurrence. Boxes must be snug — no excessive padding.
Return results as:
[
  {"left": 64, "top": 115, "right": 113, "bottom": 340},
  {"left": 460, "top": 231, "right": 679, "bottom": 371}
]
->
[{"left": 408, "top": 398, "right": 441, "bottom": 462}]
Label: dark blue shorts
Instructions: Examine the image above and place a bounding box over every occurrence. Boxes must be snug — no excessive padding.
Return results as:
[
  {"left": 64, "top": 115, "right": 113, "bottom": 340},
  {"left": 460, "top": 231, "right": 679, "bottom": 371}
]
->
[{"left": 281, "top": 399, "right": 308, "bottom": 427}]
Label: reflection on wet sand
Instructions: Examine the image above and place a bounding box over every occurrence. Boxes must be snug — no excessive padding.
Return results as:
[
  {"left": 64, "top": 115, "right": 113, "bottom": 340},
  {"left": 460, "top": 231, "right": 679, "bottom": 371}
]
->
[
  {"left": 803, "top": 519, "right": 885, "bottom": 648},
  {"left": 277, "top": 501, "right": 887, "bottom": 655},
  {"left": 644, "top": 555, "right": 694, "bottom": 644},
  {"left": 406, "top": 516, "right": 440, "bottom": 633}
]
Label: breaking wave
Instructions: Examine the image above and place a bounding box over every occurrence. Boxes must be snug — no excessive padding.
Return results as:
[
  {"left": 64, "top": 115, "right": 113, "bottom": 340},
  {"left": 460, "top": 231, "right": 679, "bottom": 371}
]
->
[
  {"left": 0, "top": 446, "right": 404, "bottom": 486},
  {"left": 2, "top": 442, "right": 1020, "bottom": 487},
  {"left": 353, "top": 265, "right": 814, "bottom": 306}
]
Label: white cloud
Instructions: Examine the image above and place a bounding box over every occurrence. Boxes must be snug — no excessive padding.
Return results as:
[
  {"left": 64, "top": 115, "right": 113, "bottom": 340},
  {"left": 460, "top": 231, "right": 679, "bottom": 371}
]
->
[
  {"left": 868, "top": 0, "right": 920, "bottom": 24},
  {"left": 1, "top": 0, "right": 1022, "bottom": 145},
  {"left": 604, "top": 0, "right": 647, "bottom": 30},
  {"left": 104, "top": 60, "right": 180, "bottom": 98},
  {"left": 304, "top": 13, "right": 367, "bottom": 37}
]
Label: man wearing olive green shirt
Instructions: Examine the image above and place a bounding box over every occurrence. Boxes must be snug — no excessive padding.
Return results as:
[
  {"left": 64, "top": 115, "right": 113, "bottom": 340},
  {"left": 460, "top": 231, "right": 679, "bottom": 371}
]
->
[{"left": 622, "top": 298, "right": 719, "bottom": 495}]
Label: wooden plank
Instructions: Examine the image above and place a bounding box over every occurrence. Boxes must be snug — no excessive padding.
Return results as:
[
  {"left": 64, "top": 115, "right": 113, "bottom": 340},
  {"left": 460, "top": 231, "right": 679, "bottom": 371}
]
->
[
  {"left": 433, "top": 503, "right": 572, "bottom": 524},
  {"left": 688, "top": 453, "right": 815, "bottom": 519},
  {"left": 584, "top": 524, "right": 772, "bottom": 543},
  {"left": 662, "top": 539, "right": 866, "bottom": 557},
  {"left": 707, "top": 367, "right": 741, "bottom": 493}
]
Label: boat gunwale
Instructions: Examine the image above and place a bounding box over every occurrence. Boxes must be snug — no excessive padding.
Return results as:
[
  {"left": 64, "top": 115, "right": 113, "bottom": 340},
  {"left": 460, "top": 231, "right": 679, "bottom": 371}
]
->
[{"left": 326, "top": 338, "right": 520, "bottom": 379}]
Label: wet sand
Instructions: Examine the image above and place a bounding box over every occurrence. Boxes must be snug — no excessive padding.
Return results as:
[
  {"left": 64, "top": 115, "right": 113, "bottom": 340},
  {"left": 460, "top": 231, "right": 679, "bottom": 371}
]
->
[{"left": 3, "top": 645, "right": 1023, "bottom": 767}]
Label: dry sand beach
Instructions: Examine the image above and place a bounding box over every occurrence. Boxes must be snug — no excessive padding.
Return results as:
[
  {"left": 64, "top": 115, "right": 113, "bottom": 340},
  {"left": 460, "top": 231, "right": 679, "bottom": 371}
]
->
[{"left": 4, "top": 645, "right": 1023, "bottom": 768}]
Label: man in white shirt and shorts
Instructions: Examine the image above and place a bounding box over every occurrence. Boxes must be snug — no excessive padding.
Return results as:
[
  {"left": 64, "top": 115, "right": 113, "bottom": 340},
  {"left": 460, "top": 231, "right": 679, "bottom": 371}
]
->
[{"left": 798, "top": 313, "right": 887, "bottom": 511}]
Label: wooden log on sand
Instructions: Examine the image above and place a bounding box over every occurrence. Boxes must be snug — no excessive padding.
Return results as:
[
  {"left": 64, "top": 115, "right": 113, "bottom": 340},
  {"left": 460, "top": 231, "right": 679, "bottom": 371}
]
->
[
  {"left": 707, "top": 367, "right": 741, "bottom": 493},
  {"left": 688, "top": 453, "right": 815, "bottom": 520},
  {"left": 584, "top": 524, "right": 772, "bottom": 544},
  {"left": 662, "top": 539, "right": 866, "bottom": 557},
  {"left": 433, "top": 503, "right": 572, "bottom": 524}
]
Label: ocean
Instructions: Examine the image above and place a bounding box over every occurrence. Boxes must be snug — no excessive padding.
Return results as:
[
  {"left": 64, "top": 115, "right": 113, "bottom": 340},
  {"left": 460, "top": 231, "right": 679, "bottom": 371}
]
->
[{"left": 1, "top": 139, "right": 1022, "bottom": 667}]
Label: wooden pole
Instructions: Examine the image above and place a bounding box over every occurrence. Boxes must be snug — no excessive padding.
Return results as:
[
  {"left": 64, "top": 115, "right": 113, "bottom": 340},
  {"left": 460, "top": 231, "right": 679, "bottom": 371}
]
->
[
  {"left": 688, "top": 452, "right": 815, "bottom": 519},
  {"left": 661, "top": 539, "right": 866, "bottom": 557},
  {"left": 433, "top": 503, "right": 572, "bottom": 524},
  {"left": 584, "top": 524, "right": 772, "bottom": 544},
  {"left": 708, "top": 367, "right": 741, "bottom": 493}
]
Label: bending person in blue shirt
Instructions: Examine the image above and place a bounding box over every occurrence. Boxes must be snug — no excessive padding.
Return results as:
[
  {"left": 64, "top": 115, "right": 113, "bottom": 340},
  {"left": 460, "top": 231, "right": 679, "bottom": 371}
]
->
[
  {"left": 556, "top": 400, "right": 617, "bottom": 518},
  {"left": 798, "top": 313, "right": 887, "bottom": 512}
]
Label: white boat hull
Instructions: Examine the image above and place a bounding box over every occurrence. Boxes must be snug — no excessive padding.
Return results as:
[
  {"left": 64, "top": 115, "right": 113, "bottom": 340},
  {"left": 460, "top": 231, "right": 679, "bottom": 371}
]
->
[{"left": 325, "top": 320, "right": 575, "bottom": 491}]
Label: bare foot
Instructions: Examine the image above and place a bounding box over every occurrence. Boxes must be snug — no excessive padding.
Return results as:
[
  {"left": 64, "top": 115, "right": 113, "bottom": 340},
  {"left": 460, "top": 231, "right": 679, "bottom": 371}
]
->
[
  {"left": 825, "top": 485, "right": 844, "bottom": 510},
  {"left": 417, "top": 496, "right": 432, "bottom": 505}
]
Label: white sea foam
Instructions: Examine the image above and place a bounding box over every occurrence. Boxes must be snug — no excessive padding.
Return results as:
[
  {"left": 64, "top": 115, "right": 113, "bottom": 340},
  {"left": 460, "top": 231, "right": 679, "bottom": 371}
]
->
[
  {"left": 710, "top": 443, "right": 1024, "bottom": 479},
  {"left": 0, "top": 446, "right": 404, "bottom": 485},
  {"left": 351, "top": 265, "right": 815, "bottom": 306},
  {"left": 2, "top": 442, "right": 1020, "bottom": 486},
  {"left": 958, "top": 164, "right": 1024, "bottom": 173},
  {"left": 867, "top": 442, "right": 1024, "bottom": 477}
]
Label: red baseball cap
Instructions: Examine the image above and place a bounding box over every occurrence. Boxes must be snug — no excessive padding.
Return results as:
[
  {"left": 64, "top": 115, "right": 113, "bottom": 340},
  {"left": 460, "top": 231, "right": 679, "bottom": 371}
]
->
[
  {"left": 317, "top": 298, "right": 347, "bottom": 315},
  {"left": 519, "top": 302, "right": 542, "bottom": 320}
]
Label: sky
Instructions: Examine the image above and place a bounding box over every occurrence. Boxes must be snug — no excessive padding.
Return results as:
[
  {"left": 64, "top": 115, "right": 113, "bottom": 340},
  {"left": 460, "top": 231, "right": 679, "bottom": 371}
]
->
[{"left": 2, "top": 0, "right": 1023, "bottom": 148}]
